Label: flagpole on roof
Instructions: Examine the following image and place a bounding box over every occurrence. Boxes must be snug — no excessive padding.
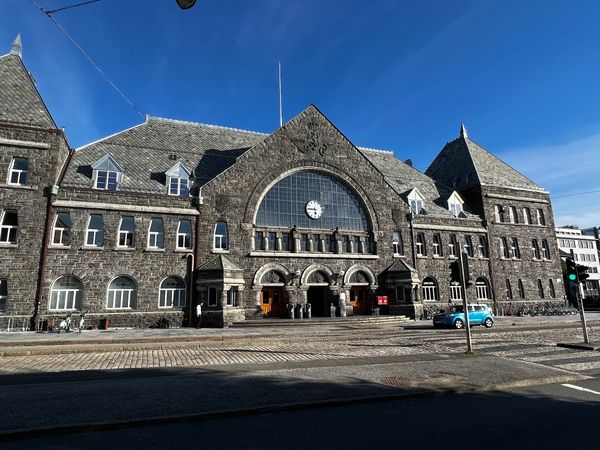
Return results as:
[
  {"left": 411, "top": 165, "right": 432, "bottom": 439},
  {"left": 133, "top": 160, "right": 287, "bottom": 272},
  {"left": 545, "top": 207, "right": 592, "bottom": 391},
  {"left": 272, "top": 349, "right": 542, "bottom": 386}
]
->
[{"left": 278, "top": 62, "right": 283, "bottom": 128}]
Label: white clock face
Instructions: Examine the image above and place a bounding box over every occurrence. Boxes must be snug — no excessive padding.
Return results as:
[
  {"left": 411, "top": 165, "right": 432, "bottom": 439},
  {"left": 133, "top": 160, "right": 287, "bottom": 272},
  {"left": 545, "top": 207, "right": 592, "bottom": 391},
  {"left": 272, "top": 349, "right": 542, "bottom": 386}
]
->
[{"left": 305, "top": 200, "right": 324, "bottom": 219}]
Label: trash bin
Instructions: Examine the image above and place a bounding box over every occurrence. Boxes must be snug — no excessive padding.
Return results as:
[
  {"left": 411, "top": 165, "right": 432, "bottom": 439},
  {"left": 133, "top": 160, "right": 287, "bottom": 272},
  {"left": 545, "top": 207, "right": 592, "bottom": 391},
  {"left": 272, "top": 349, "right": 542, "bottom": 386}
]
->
[{"left": 99, "top": 318, "right": 109, "bottom": 330}]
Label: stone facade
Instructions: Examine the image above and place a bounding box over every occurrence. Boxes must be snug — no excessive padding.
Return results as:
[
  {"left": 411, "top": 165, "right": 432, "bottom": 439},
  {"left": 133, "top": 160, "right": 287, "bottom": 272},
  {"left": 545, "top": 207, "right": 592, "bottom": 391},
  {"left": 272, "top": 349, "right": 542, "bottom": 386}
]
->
[{"left": 0, "top": 39, "right": 566, "bottom": 330}]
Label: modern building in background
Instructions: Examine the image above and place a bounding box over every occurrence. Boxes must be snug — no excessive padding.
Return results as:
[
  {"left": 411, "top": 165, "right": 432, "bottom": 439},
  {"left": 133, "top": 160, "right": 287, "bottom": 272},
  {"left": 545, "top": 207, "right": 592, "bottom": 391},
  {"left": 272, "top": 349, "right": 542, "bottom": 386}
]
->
[
  {"left": 0, "top": 37, "right": 566, "bottom": 329},
  {"left": 556, "top": 226, "right": 600, "bottom": 300}
]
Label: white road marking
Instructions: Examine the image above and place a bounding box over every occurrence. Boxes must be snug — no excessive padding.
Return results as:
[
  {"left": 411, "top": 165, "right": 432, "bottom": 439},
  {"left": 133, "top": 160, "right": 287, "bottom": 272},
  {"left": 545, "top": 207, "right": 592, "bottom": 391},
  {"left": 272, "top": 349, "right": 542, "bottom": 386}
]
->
[{"left": 561, "top": 383, "right": 600, "bottom": 395}]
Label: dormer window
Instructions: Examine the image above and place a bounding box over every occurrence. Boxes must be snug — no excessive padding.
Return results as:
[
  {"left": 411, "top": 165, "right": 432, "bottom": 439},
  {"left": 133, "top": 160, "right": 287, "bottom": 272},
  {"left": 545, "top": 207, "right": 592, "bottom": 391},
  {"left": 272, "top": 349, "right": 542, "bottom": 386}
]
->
[
  {"left": 407, "top": 189, "right": 424, "bottom": 215},
  {"left": 92, "top": 155, "right": 123, "bottom": 191},
  {"left": 8, "top": 158, "right": 29, "bottom": 185},
  {"left": 447, "top": 191, "right": 464, "bottom": 217},
  {"left": 166, "top": 162, "right": 190, "bottom": 196}
]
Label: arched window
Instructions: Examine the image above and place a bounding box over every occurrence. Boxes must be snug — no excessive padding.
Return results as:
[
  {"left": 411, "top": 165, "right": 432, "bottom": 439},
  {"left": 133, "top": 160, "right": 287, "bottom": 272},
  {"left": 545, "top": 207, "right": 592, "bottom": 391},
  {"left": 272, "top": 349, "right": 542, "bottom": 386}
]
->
[
  {"left": 256, "top": 171, "right": 369, "bottom": 232},
  {"left": 476, "top": 277, "right": 489, "bottom": 301},
  {"left": 159, "top": 277, "right": 186, "bottom": 308},
  {"left": 421, "top": 277, "right": 438, "bottom": 301},
  {"left": 107, "top": 276, "right": 137, "bottom": 309},
  {"left": 213, "top": 222, "right": 228, "bottom": 250},
  {"left": 49, "top": 275, "right": 83, "bottom": 311}
]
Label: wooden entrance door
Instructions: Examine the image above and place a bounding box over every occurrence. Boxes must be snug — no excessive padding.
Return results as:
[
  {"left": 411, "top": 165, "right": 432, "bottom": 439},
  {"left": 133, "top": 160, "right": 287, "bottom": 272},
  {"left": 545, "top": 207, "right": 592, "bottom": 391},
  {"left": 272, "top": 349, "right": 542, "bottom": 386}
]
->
[
  {"left": 261, "top": 287, "right": 284, "bottom": 318},
  {"left": 349, "top": 286, "right": 368, "bottom": 315}
]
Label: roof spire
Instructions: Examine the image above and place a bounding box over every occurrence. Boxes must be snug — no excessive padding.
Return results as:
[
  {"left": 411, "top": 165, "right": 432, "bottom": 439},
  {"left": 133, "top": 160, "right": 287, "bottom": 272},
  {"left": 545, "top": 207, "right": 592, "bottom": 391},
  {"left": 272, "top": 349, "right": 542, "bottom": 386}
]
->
[
  {"left": 460, "top": 122, "right": 468, "bottom": 139},
  {"left": 10, "top": 33, "right": 22, "bottom": 58}
]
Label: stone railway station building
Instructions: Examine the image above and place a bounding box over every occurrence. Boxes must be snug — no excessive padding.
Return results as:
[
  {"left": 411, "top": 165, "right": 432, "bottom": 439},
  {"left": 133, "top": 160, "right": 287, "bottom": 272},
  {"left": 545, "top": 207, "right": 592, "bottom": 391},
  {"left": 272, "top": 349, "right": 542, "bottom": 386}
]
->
[{"left": 0, "top": 37, "right": 565, "bottom": 329}]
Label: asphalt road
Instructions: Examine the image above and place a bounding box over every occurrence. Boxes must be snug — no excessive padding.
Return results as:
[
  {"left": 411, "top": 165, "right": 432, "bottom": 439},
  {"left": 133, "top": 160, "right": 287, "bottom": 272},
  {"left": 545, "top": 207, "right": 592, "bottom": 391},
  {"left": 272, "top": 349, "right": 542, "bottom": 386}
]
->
[{"left": 3, "top": 378, "right": 599, "bottom": 450}]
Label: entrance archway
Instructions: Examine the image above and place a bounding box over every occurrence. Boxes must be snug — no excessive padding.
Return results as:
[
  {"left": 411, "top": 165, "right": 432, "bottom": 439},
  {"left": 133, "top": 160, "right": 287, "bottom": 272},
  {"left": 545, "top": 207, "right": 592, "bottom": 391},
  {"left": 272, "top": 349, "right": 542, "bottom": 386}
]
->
[
  {"left": 261, "top": 286, "right": 284, "bottom": 318},
  {"left": 349, "top": 285, "right": 368, "bottom": 315},
  {"left": 307, "top": 286, "right": 329, "bottom": 317}
]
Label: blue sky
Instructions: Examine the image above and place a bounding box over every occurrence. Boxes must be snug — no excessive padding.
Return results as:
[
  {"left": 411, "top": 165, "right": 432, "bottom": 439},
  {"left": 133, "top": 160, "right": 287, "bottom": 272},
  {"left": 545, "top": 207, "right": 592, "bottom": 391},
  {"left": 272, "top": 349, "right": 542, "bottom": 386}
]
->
[{"left": 1, "top": 0, "right": 599, "bottom": 227}]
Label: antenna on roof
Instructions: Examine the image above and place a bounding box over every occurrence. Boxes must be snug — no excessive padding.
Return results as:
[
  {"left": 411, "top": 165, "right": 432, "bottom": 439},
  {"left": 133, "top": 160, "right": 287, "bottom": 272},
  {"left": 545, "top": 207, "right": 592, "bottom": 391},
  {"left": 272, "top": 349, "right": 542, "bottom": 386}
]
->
[{"left": 278, "top": 61, "right": 283, "bottom": 128}]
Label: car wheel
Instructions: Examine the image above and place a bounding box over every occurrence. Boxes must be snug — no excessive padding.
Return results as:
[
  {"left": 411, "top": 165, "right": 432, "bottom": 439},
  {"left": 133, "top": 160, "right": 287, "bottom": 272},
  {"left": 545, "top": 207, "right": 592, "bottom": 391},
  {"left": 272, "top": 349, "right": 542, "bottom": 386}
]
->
[
  {"left": 484, "top": 318, "right": 493, "bottom": 328},
  {"left": 454, "top": 319, "right": 464, "bottom": 329}
]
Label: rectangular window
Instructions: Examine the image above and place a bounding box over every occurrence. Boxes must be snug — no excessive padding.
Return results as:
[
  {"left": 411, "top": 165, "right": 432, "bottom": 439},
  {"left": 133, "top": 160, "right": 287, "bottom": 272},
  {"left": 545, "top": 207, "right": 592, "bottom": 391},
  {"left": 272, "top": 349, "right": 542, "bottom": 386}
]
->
[
  {"left": 8, "top": 157, "right": 29, "bottom": 185},
  {"left": 448, "top": 234, "right": 458, "bottom": 257},
  {"left": 159, "top": 287, "right": 186, "bottom": 308},
  {"left": 50, "top": 289, "right": 82, "bottom": 311},
  {"left": 118, "top": 216, "right": 135, "bottom": 248},
  {"left": 541, "top": 239, "right": 550, "bottom": 259},
  {"left": 0, "top": 210, "right": 18, "bottom": 244},
  {"left": 312, "top": 234, "right": 321, "bottom": 252},
  {"left": 344, "top": 235, "right": 352, "bottom": 253},
  {"left": 352, "top": 236, "right": 360, "bottom": 254},
  {"left": 324, "top": 235, "right": 333, "bottom": 253},
  {"left": 508, "top": 206, "right": 518, "bottom": 223},
  {"left": 518, "top": 279, "right": 525, "bottom": 299},
  {"left": 169, "top": 177, "right": 189, "bottom": 196},
  {"left": 392, "top": 231, "right": 403, "bottom": 256},
  {"left": 432, "top": 233, "right": 443, "bottom": 257},
  {"left": 464, "top": 235, "right": 474, "bottom": 257},
  {"left": 301, "top": 233, "right": 309, "bottom": 252},
  {"left": 0, "top": 279, "right": 7, "bottom": 311},
  {"left": 227, "top": 287, "right": 239, "bottom": 307},
  {"left": 536, "top": 209, "right": 546, "bottom": 226},
  {"left": 537, "top": 279, "right": 545, "bottom": 298},
  {"left": 531, "top": 239, "right": 541, "bottom": 259},
  {"left": 213, "top": 222, "right": 228, "bottom": 250},
  {"left": 476, "top": 283, "right": 489, "bottom": 301},
  {"left": 499, "top": 237, "right": 508, "bottom": 258},
  {"left": 522, "top": 207, "right": 531, "bottom": 225},
  {"left": 548, "top": 279, "right": 556, "bottom": 298},
  {"left": 106, "top": 289, "right": 135, "bottom": 309},
  {"left": 255, "top": 231, "right": 264, "bottom": 250},
  {"left": 208, "top": 287, "right": 217, "bottom": 306},
  {"left": 95, "top": 170, "right": 119, "bottom": 190},
  {"left": 416, "top": 232, "right": 427, "bottom": 256},
  {"left": 477, "top": 235, "right": 488, "bottom": 258},
  {"left": 52, "top": 212, "right": 71, "bottom": 246},
  {"left": 494, "top": 205, "right": 503, "bottom": 223},
  {"left": 85, "top": 214, "right": 104, "bottom": 247},
  {"left": 364, "top": 236, "right": 372, "bottom": 254},
  {"left": 422, "top": 282, "right": 437, "bottom": 301},
  {"left": 177, "top": 220, "right": 192, "bottom": 250},
  {"left": 506, "top": 279, "right": 513, "bottom": 300},
  {"left": 147, "top": 218, "right": 164, "bottom": 249},
  {"left": 282, "top": 233, "right": 290, "bottom": 252},
  {"left": 267, "top": 232, "right": 277, "bottom": 251},
  {"left": 511, "top": 238, "right": 521, "bottom": 259},
  {"left": 450, "top": 284, "right": 462, "bottom": 301}
]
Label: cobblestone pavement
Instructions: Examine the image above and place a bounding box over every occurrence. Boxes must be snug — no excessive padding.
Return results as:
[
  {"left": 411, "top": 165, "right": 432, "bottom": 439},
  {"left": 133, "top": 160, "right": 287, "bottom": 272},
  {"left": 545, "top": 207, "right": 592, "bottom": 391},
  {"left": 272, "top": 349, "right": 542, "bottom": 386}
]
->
[{"left": 0, "top": 325, "right": 599, "bottom": 375}]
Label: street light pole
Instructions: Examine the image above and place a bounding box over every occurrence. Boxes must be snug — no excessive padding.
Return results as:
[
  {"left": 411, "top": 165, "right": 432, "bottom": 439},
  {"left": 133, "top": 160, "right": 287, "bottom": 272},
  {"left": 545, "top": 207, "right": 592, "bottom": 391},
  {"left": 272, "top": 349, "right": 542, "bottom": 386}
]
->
[{"left": 458, "top": 251, "right": 473, "bottom": 353}]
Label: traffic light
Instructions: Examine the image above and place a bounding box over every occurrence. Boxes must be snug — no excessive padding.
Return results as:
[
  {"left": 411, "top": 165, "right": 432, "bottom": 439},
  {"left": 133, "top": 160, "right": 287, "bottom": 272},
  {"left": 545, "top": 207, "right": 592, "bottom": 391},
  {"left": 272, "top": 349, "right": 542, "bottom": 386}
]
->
[
  {"left": 461, "top": 252, "right": 474, "bottom": 286},
  {"left": 577, "top": 264, "right": 590, "bottom": 282},
  {"left": 566, "top": 257, "right": 577, "bottom": 282}
]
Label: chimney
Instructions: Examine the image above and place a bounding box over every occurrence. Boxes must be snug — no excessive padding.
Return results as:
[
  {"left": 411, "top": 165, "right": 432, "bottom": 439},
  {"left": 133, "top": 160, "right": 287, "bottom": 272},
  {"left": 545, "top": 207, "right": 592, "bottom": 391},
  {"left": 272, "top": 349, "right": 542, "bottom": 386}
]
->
[{"left": 405, "top": 159, "right": 413, "bottom": 167}]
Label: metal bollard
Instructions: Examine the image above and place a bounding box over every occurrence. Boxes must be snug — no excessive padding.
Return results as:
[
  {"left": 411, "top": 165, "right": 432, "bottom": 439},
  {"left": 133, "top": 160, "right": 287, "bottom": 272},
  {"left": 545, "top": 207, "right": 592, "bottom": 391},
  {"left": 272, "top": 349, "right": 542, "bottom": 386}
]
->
[
  {"left": 330, "top": 303, "right": 336, "bottom": 318},
  {"left": 295, "top": 304, "right": 303, "bottom": 319},
  {"left": 304, "top": 303, "right": 312, "bottom": 319},
  {"left": 287, "top": 304, "right": 295, "bottom": 319}
]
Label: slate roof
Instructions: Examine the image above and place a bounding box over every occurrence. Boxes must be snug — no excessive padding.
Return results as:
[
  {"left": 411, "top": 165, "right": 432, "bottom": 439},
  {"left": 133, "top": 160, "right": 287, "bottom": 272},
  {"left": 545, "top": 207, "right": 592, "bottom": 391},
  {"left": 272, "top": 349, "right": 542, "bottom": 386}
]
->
[
  {"left": 62, "top": 116, "right": 267, "bottom": 193},
  {"left": 197, "top": 254, "right": 243, "bottom": 272},
  {"left": 425, "top": 131, "right": 544, "bottom": 192},
  {"left": 0, "top": 53, "right": 56, "bottom": 128},
  {"left": 361, "top": 149, "right": 481, "bottom": 219}
]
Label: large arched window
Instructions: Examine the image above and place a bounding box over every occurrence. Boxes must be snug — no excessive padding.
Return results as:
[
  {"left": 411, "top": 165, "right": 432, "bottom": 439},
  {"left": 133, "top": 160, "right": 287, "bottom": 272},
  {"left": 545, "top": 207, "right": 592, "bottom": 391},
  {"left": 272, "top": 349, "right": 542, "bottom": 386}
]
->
[
  {"left": 107, "top": 276, "right": 137, "bottom": 309},
  {"left": 421, "top": 277, "right": 438, "bottom": 301},
  {"left": 49, "top": 275, "right": 83, "bottom": 311},
  {"left": 256, "top": 171, "right": 369, "bottom": 231},
  {"left": 159, "top": 277, "right": 186, "bottom": 308}
]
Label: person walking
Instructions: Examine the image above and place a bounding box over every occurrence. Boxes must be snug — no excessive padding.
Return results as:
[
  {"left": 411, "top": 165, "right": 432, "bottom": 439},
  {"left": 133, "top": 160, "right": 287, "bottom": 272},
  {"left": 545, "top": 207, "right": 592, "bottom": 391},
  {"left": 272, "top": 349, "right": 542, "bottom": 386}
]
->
[{"left": 196, "top": 302, "right": 203, "bottom": 328}]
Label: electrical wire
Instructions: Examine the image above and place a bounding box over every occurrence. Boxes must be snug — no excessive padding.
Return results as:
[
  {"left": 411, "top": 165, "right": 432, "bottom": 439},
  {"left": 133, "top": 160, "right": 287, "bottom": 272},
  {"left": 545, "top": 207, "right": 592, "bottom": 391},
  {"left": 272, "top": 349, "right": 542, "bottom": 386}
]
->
[
  {"left": 31, "top": 1, "right": 145, "bottom": 120},
  {"left": 45, "top": 0, "right": 102, "bottom": 15},
  {"left": 552, "top": 190, "right": 600, "bottom": 199}
]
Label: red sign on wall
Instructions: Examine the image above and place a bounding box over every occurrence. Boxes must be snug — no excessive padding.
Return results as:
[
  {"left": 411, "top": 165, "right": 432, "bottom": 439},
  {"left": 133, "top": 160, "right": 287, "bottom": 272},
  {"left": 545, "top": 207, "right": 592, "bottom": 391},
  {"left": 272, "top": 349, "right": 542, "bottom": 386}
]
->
[{"left": 377, "top": 296, "right": 388, "bottom": 306}]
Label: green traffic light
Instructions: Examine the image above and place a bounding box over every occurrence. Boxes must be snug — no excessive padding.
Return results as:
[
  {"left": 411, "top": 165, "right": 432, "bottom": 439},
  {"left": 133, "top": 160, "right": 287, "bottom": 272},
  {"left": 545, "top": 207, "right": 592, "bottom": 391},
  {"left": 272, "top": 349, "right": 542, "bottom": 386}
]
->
[{"left": 569, "top": 274, "right": 577, "bottom": 281}]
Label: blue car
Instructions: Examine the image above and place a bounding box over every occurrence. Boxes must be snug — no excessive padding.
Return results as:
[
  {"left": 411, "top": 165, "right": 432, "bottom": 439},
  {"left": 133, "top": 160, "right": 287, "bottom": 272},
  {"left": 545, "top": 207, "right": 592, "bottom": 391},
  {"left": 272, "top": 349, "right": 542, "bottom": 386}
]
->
[{"left": 433, "top": 304, "right": 494, "bottom": 329}]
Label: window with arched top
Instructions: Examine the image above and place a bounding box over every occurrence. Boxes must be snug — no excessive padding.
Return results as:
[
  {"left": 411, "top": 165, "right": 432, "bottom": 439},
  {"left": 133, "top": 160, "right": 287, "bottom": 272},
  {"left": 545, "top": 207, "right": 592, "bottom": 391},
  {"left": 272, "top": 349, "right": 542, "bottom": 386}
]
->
[
  {"left": 49, "top": 275, "right": 83, "bottom": 311},
  {"left": 256, "top": 171, "right": 369, "bottom": 232},
  {"left": 159, "top": 277, "right": 186, "bottom": 308},
  {"left": 107, "top": 276, "right": 137, "bottom": 309},
  {"left": 421, "top": 277, "right": 438, "bottom": 301},
  {"left": 476, "top": 277, "right": 489, "bottom": 301}
]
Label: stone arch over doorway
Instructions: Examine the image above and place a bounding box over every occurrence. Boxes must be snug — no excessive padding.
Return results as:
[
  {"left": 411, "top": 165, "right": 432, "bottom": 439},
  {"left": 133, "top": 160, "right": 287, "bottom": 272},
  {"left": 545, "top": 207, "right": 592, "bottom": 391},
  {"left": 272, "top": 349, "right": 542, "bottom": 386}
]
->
[
  {"left": 342, "top": 264, "right": 378, "bottom": 316},
  {"left": 300, "top": 264, "right": 334, "bottom": 286},
  {"left": 252, "top": 263, "right": 292, "bottom": 319},
  {"left": 343, "top": 264, "right": 377, "bottom": 287},
  {"left": 252, "top": 263, "right": 291, "bottom": 288}
]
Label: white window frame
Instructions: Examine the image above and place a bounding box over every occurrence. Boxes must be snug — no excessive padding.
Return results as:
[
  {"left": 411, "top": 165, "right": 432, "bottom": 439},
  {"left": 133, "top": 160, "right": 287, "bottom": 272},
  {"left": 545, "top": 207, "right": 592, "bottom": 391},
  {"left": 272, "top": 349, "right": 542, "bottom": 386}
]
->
[
  {"left": 416, "top": 232, "right": 426, "bottom": 256},
  {"left": 168, "top": 176, "right": 190, "bottom": 196},
  {"left": 0, "top": 279, "right": 7, "bottom": 311},
  {"left": 511, "top": 238, "right": 520, "bottom": 259},
  {"left": 0, "top": 210, "right": 18, "bottom": 244},
  {"left": 392, "top": 231, "right": 402, "bottom": 256},
  {"left": 94, "top": 170, "right": 120, "bottom": 190},
  {"left": 147, "top": 219, "right": 164, "bottom": 249},
  {"left": 541, "top": 240, "right": 550, "bottom": 259},
  {"left": 432, "top": 234, "right": 442, "bottom": 257},
  {"left": 227, "top": 287, "right": 240, "bottom": 307},
  {"left": 106, "top": 277, "right": 137, "bottom": 310},
  {"left": 213, "top": 222, "right": 228, "bottom": 251},
  {"left": 408, "top": 189, "right": 424, "bottom": 215},
  {"left": 450, "top": 283, "right": 463, "bottom": 301},
  {"left": 494, "top": 205, "right": 503, "bottom": 223},
  {"left": 159, "top": 278, "right": 186, "bottom": 308},
  {"left": 85, "top": 214, "right": 103, "bottom": 247},
  {"left": 477, "top": 236, "right": 488, "bottom": 258},
  {"left": 476, "top": 280, "right": 489, "bottom": 300},
  {"left": 536, "top": 209, "right": 546, "bottom": 226},
  {"left": 522, "top": 207, "right": 531, "bottom": 224},
  {"left": 117, "top": 216, "right": 134, "bottom": 248},
  {"left": 448, "top": 192, "right": 464, "bottom": 217},
  {"left": 421, "top": 279, "right": 438, "bottom": 301},
  {"left": 177, "top": 220, "right": 192, "bottom": 250},
  {"left": 52, "top": 213, "right": 71, "bottom": 246},
  {"left": 49, "top": 276, "right": 83, "bottom": 311},
  {"left": 531, "top": 239, "right": 541, "bottom": 259},
  {"left": 508, "top": 206, "right": 517, "bottom": 223},
  {"left": 464, "top": 235, "right": 474, "bottom": 257},
  {"left": 448, "top": 234, "right": 458, "bottom": 258},
  {"left": 8, "top": 157, "right": 28, "bottom": 186}
]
